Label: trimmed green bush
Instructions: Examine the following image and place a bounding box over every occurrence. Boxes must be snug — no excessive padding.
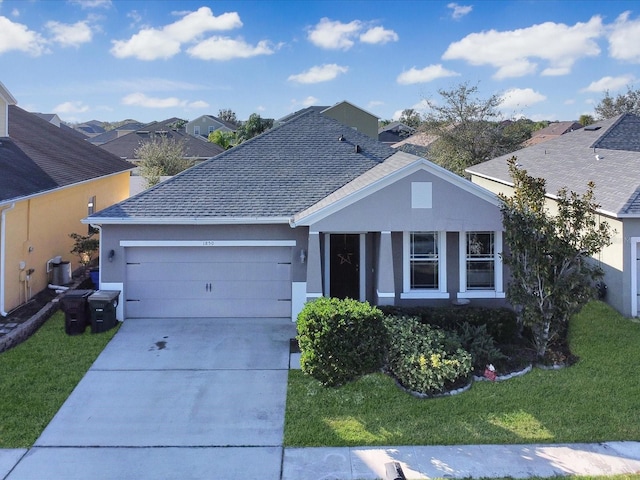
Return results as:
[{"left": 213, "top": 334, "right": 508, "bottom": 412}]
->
[
  {"left": 454, "top": 322, "right": 506, "bottom": 374},
  {"left": 297, "top": 297, "right": 387, "bottom": 387},
  {"left": 384, "top": 316, "right": 472, "bottom": 395},
  {"left": 379, "top": 305, "right": 518, "bottom": 345}
]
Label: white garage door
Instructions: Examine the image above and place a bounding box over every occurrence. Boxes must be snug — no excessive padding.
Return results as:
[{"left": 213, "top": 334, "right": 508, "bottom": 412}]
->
[{"left": 125, "top": 246, "right": 292, "bottom": 318}]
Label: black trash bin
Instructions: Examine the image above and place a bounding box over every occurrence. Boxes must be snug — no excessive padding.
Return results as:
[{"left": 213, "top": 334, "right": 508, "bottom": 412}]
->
[
  {"left": 60, "top": 289, "right": 94, "bottom": 335},
  {"left": 88, "top": 290, "right": 120, "bottom": 333}
]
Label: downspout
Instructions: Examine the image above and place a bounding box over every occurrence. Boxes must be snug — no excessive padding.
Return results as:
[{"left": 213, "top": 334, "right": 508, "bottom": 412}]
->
[
  {"left": 90, "top": 224, "right": 102, "bottom": 288},
  {"left": 1, "top": 203, "right": 16, "bottom": 316}
]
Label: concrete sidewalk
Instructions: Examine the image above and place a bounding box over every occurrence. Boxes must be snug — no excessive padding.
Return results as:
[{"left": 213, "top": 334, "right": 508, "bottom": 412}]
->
[{"left": 281, "top": 442, "right": 640, "bottom": 479}]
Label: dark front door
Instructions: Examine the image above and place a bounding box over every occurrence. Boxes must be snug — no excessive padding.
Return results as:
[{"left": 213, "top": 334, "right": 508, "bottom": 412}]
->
[{"left": 330, "top": 234, "right": 360, "bottom": 299}]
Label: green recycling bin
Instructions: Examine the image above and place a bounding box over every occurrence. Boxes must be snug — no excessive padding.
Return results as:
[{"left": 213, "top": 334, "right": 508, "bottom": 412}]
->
[{"left": 88, "top": 290, "right": 120, "bottom": 333}]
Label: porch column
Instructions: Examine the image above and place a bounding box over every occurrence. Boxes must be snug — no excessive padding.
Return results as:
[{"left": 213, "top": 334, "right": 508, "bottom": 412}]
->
[
  {"left": 376, "top": 231, "right": 395, "bottom": 306},
  {"left": 306, "top": 231, "right": 323, "bottom": 301}
]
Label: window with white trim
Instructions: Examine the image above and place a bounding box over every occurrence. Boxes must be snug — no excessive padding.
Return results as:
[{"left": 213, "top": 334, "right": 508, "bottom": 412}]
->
[
  {"left": 466, "top": 232, "right": 495, "bottom": 289},
  {"left": 194, "top": 125, "right": 200, "bottom": 135},
  {"left": 402, "top": 231, "right": 449, "bottom": 299}
]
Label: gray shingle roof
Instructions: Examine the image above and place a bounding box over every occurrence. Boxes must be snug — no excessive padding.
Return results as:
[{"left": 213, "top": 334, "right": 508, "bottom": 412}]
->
[
  {"left": 467, "top": 113, "right": 640, "bottom": 217},
  {"left": 98, "top": 118, "right": 224, "bottom": 160},
  {"left": 1, "top": 106, "right": 134, "bottom": 203},
  {"left": 91, "top": 110, "right": 395, "bottom": 221}
]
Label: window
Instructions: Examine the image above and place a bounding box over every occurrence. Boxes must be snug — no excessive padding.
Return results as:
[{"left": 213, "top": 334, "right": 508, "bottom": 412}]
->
[
  {"left": 458, "top": 231, "right": 505, "bottom": 299},
  {"left": 194, "top": 125, "right": 200, "bottom": 135},
  {"left": 208, "top": 126, "right": 215, "bottom": 134},
  {"left": 402, "top": 232, "right": 448, "bottom": 299},
  {"left": 410, "top": 232, "right": 439, "bottom": 288},
  {"left": 466, "top": 232, "right": 494, "bottom": 289}
]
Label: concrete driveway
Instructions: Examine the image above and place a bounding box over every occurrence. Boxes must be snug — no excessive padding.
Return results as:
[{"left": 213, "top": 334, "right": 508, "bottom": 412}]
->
[{"left": 8, "top": 317, "right": 297, "bottom": 480}]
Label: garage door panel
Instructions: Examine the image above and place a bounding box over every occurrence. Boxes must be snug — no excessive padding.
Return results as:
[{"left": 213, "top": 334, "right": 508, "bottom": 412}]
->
[
  {"left": 127, "top": 247, "right": 291, "bottom": 263},
  {"left": 126, "top": 298, "right": 291, "bottom": 318},
  {"left": 125, "top": 246, "right": 293, "bottom": 318},
  {"left": 126, "top": 262, "right": 290, "bottom": 282},
  {"left": 127, "top": 280, "right": 290, "bottom": 300}
]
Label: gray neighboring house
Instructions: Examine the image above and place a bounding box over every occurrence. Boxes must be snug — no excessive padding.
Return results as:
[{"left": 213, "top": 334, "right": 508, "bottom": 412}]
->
[
  {"left": 467, "top": 113, "right": 640, "bottom": 318},
  {"left": 186, "top": 115, "right": 237, "bottom": 138},
  {"left": 86, "top": 110, "right": 505, "bottom": 321},
  {"left": 98, "top": 117, "right": 224, "bottom": 164}
]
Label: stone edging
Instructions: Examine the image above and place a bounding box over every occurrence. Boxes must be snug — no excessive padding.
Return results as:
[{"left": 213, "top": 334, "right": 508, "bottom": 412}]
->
[
  {"left": 0, "top": 277, "right": 87, "bottom": 354},
  {"left": 0, "top": 300, "right": 60, "bottom": 354}
]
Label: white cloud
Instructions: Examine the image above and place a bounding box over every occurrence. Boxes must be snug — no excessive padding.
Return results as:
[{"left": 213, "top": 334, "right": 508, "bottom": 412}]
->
[
  {"left": 609, "top": 11, "right": 640, "bottom": 63},
  {"left": 360, "top": 26, "right": 398, "bottom": 45},
  {"left": 0, "top": 16, "right": 48, "bottom": 55},
  {"left": 443, "top": 16, "right": 603, "bottom": 79},
  {"left": 302, "top": 96, "right": 319, "bottom": 106},
  {"left": 288, "top": 64, "right": 348, "bottom": 84},
  {"left": 499, "top": 88, "right": 547, "bottom": 110},
  {"left": 46, "top": 20, "right": 93, "bottom": 47},
  {"left": 122, "top": 92, "right": 187, "bottom": 108},
  {"left": 110, "top": 6, "right": 243, "bottom": 60},
  {"left": 447, "top": 3, "right": 472, "bottom": 20},
  {"left": 308, "top": 18, "right": 361, "bottom": 50},
  {"left": 187, "top": 37, "right": 275, "bottom": 60},
  {"left": 308, "top": 17, "right": 396, "bottom": 50},
  {"left": 53, "top": 100, "right": 90, "bottom": 114},
  {"left": 581, "top": 74, "right": 635, "bottom": 93},
  {"left": 69, "top": 0, "right": 112, "bottom": 8},
  {"left": 188, "top": 100, "right": 209, "bottom": 109},
  {"left": 397, "top": 64, "right": 459, "bottom": 85}
]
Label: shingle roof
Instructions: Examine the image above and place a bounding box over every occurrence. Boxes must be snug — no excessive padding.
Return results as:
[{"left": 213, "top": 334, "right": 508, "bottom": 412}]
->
[
  {"left": 1, "top": 106, "right": 133, "bottom": 204},
  {"left": 90, "top": 110, "right": 395, "bottom": 221},
  {"left": 98, "top": 117, "right": 224, "bottom": 160},
  {"left": 467, "top": 113, "right": 640, "bottom": 217}
]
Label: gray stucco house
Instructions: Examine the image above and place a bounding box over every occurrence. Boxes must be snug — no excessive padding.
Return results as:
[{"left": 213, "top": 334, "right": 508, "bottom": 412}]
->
[
  {"left": 468, "top": 113, "right": 640, "bottom": 318},
  {"left": 86, "top": 110, "right": 506, "bottom": 321}
]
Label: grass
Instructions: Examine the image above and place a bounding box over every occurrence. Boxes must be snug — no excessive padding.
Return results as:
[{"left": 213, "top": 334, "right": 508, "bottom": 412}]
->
[
  {"left": 284, "top": 300, "right": 640, "bottom": 447},
  {"left": 0, "top": 311, "right": 118, "bottom": 447}
]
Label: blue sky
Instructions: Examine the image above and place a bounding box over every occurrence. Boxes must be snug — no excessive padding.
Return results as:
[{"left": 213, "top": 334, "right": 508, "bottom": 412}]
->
[{"left": 1, "top": 0, "right": 639, "bottom": 124}]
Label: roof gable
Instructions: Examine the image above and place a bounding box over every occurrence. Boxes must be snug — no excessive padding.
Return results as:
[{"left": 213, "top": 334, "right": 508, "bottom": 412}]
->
[{"left": 90, "top": 110, "right": 395, "bottom": 223}]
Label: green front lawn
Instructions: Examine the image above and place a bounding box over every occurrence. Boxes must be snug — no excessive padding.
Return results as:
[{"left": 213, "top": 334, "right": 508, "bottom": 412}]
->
[
  {"left": 284, "top": 301, "right": 640, "bottom": 446},
  {"left": 0, "top": 311, "right": 118, "bottom": 447}
]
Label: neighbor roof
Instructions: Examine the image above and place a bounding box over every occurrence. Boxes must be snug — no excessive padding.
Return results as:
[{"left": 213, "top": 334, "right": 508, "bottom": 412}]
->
[
  {"left": 89, "top": 110, "right": 395, "bottom": 223},
  {"left": 467, "top": 113, "right": 640, "bottom": 217},
  {"left": 0, "top": 105, "right": 133, "bottom": 204},
  {"left": 523, "top": 121, "right": 583, "bottom": 146},
  {"left": 98, "top": 118, "right": 224, "bottom": 160}
]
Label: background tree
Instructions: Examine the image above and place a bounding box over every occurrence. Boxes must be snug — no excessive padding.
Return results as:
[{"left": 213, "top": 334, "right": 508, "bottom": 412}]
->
[
  {"left": 208, "top": 130, "right": 235, "bottom": 150},
  {"left": 135, "top": 135, "right": 193, "bottom": 188},
  {"left": 218, "top": 108, "right": 238, "bottom": 126},
  {"left": 499, "top": 157, "right": 612, "bottom": 361},
  {"left": 235, "top": 113, "right": 273, "bottom": 144},
  {"left": 579, "top": 114, "right": 595, "bottom": 126},
  {"left": 421, "top": 82, "right": 527, "bottom": 176},
  {"left": 398, "top": 108, "right": 423, "bottom": 129},
  {"left": 594, "top": 86, "right": 640, "bottom": 119}
]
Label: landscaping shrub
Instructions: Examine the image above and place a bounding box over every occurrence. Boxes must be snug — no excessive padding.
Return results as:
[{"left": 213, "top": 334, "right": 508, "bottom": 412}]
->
[
  {"left": 379, "top": 305, "right": 518, "bottom": 345},
  {"left": 384, "top": 316, "right": 472, "bottom": 396},
  {"left": 453, "top": 322, "right": 506, "bottom": 374},
  {"left": 297, "top": 297, "right": 387, "bottom": 387}
]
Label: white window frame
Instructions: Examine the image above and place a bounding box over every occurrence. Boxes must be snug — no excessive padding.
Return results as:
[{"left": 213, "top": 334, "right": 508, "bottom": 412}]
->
[
  {"left": 458, "top": 230, "right": 505, "bottom": 299},
  {"left": 194, "top": 125, "right": 200, "bottom": 135},
  {"left": 401, "top": 231, "right": 449, "bottom": 299}
]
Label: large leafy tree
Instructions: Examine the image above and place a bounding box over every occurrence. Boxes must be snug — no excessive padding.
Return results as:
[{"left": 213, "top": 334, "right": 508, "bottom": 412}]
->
[
  {"left": 135, "top": 135, "right": 193, "bottom": 188},
  {"left": 218, "top": 108, "right": 238, "bottom": 125},
  {"left": 499, "top": 157, "right": 612, "bottom": 360},
  {"left": 208, "top": 129, "right": 235, "bottom": 150},
  {"left": 421, "top": 82, "right": 528, "bottom": 176},
  {"left": 594, "top": 86, "right": 640, "bottom": 119},
  {"left": 235, "top": 113, "right": 273, "bottom": 143},
  {"left": 398, "top": 108, "right": 423, "bottom": 129}
]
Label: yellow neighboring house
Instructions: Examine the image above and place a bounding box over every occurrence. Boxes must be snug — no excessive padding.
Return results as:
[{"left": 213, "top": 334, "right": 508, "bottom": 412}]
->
[{"left": 0, "top": 82, "right": 133, "bottom": 316}]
